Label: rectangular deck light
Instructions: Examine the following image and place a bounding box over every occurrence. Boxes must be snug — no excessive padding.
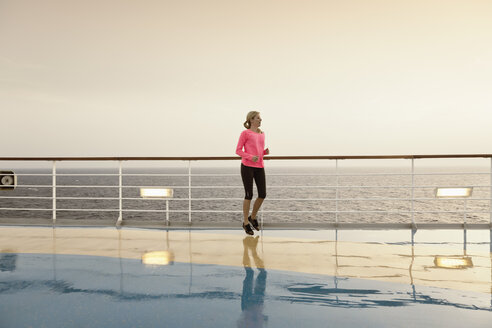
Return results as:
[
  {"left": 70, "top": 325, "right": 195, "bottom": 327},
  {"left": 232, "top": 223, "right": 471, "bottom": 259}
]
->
[
  {"left": 435, "top": 187, "right": 473, "bottom": 198},
  {"left": 140, "top": 188, "right": 173, "bottom": 198},
  {"left": 434, "top": 256, "right": 473, "bottom": 269}
]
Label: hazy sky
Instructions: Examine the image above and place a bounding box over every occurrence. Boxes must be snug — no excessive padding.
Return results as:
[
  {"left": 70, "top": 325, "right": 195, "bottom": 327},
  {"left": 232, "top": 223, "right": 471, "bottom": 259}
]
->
[{"left": 1, "top": 0, "right": 491, "bottom": 158}]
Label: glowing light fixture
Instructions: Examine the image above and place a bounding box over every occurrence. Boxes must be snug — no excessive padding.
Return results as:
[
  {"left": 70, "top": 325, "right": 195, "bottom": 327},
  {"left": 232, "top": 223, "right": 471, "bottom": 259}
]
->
[
  {"left": 142, "top": 251, "right": 174, "bottom": 266},
  {"left": 140, "top": 188, "right": 174, "bottom": 223},
  {"left": 140, "top": 188, "right": 173, "bottom": 198},
  {"left": 435, "top": 187, "right": 473, "bottom": 198},
  {"left": 434, "top": 256, "right": 473, "bottom": 269}
]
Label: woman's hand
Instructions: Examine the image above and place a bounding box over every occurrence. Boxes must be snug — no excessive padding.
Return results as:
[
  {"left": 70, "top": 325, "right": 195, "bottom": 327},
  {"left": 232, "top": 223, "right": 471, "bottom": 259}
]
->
[
  {"left": 252, "top": 156, "right": 259, "bottom": 162},
  {"left": 265, "top": 148, "right": 270, "bottom": 155}
]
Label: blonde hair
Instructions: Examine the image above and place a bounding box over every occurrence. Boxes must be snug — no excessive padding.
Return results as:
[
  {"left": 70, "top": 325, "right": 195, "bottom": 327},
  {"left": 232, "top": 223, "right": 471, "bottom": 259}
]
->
[{"left": 243, "top": 111, "right": 261, "bottom": 132}]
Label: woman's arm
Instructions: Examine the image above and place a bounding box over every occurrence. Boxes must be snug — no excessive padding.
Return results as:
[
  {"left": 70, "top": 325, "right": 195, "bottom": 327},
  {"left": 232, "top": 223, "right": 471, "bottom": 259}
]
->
[{"left": 235, "top": 131, "right": 254, "bottom": 161}]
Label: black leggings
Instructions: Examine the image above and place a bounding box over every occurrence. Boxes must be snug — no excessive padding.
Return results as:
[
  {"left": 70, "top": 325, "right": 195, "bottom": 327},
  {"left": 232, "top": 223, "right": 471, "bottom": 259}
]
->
[{"left": 241, "top": 164, "right": 266, "bottom": 200}]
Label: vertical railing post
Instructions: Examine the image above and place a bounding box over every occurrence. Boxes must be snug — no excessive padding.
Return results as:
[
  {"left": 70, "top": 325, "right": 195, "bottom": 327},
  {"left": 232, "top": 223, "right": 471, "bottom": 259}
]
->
[
  {"left": 489, "top": 230, "right": 491, "bottom": 307},
  {"left": 411, "top": 158, "right": 415, "bottom": 228},
  {"left": 117, "top": 160, "right": 123, "bottom": 226},
  {"left": 410, "top": 228, "right": 416, "bottom": 295},
  {"left": 52, "top": 161, "right": 56, "bottom": 224},
  {"left": 188, "top": 161, "right": 192, "bottom": 223},
  {"left": 490, "top": 158, "right": 492, "bottom": 226},
  {"left": 463, "top": 227, "right": 468, "bottom": 255},
  {"left": 335, "top": 159, "right": 339, "bottom": 225},
  {"left": 166, "top": 200, "right": 170, "bottom": 225},
  {"left": 464, "top": 198, "right": 468, "bottom": 227}
]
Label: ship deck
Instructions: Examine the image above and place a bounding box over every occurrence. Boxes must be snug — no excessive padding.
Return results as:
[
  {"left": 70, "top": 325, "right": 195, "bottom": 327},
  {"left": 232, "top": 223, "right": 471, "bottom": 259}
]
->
[{"left": 1, "top": 225, "right": 491, "bottom": 327}]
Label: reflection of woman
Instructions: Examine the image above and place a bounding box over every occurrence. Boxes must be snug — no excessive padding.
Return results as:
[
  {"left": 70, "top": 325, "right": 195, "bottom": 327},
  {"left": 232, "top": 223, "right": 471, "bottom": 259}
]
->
[
  {"left": 235, "top": 111, "right": 270, "bottom": 235},
  {"left": 237, "top": 236, "right": 267, "bottom": 328}
]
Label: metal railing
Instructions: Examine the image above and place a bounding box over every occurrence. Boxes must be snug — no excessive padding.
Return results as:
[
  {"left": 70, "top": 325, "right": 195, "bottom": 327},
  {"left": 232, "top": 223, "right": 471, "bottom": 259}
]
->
[{"left": 0, "top": 155, "right": 491, "bottom": 229}]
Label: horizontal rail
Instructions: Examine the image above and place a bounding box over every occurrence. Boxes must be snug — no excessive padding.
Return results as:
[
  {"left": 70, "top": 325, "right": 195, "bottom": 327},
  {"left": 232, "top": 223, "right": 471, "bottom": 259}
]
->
[
  {"left": 8, "top": 171, "right": 492, "bottom": 175},
  {"left": 7, "top": 172, "right": 491, "bottom": 177},
  {"left": 1, "top": 154, "right": 492, "bottom": 161},
  {"left": 0, "top": 207, "right": 490, "bottom": 214},
  {"left": 1, "top": 196, "right": 492, "bottom": 202},
  {"left": 7, "top": 184, "right": 492, "bottom": 189}
]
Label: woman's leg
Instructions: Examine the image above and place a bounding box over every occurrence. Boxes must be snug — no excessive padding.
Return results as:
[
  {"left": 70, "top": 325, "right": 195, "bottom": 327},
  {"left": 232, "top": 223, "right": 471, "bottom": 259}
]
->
[
  {"left": 251, "top": 198, "right": 264, "bottom": 220},
  {"left": 243, "top": 199, "right": 251, "bottom": 225},
  {"left": 241, "top": 164, "right": 254, "bottom": 225},
  {"left": 251, "top": 168, "right": 266, "bottom": 220}
]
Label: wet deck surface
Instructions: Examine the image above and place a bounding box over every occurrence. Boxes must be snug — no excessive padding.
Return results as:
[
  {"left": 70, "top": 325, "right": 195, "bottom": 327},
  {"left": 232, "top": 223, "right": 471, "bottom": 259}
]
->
[{"left": 1, "top": 226, "right": 491, "bottom": 327}]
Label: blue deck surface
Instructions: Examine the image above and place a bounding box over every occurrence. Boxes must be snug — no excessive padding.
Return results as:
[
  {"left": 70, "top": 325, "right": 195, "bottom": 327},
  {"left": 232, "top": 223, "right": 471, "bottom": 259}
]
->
[
  {"left": 1, "top": 253, "right": 491, "bottom": 328},
  {"left": 0, "top": 226, "right": 491, "bottom": 327}
]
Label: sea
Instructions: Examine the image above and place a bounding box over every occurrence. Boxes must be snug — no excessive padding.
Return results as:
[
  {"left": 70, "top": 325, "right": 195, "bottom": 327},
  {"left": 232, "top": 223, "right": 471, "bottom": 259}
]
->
[{"left": 0, "top": 165, "right": 490, "bottom": 224}]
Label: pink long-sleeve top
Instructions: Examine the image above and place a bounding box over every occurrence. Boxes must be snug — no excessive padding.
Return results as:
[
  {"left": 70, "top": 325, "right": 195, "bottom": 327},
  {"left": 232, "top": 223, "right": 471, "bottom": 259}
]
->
[{"left": 235, "top": 129, "right": 267, "bottom": 168}]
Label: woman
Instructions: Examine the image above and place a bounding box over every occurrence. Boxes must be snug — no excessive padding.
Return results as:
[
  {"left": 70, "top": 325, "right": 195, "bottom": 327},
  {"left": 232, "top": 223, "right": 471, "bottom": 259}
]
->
[{"left": 236, "top": 111, "right": 270, "bottom": 235}]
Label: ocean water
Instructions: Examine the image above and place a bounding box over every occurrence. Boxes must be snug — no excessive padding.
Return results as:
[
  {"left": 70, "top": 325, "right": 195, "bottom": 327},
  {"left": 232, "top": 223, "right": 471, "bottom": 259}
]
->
[{"left": 0, "top": 166, "right": 490, "bottom": 224}]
